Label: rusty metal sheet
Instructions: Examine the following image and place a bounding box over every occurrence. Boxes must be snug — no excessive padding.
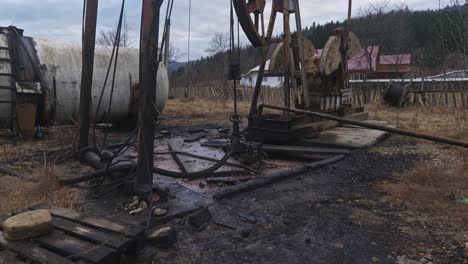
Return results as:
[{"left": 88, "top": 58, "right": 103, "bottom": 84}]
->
[{"left": 16, "top": 82, "right": 42, "bottom": 94}]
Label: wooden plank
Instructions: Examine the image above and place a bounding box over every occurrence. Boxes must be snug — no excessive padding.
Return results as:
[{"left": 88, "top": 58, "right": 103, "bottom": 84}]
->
[
  {"left": 52, "top": 217, "right": 132, "bottom": 250},
  {"left": 34, "top": 230, "right": 115, "bottom": 263},
  {"left": 0, "top": 231, "right": 74, "bottom": 264},
  {"left": 300, "top": 124, "right": 391, "bottom": 149},
  {"left": 263, "top": 144, "right": 351, "bottom": 155},
  {"left": 213, "top": 155, "right": 345, "bottom": 200},
  {"left": 29, "top": 205, "right": 144, "bottom": 238}
]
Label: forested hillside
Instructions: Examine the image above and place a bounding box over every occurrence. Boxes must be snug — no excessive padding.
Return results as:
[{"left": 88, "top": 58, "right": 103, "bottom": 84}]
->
[{"left": 171, "top": 3, "right": 468, "bottom": 86}]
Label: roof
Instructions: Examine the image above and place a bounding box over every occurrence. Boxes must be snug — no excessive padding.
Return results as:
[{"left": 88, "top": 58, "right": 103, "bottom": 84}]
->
[
  {"left": 244, "top": 47, "right": 412, "bottom": 75},
  {"left": 348, "top": 46, "right": 379, "bottom": 72},
  {"left": 379, "top": 54, "right": 411, "bottom": 65},
  {"left": 314, "top": 46, "right": 380, "bottom": 72},
  {"left": 244, "top": 60, "right": 271, "bottom": 76}
]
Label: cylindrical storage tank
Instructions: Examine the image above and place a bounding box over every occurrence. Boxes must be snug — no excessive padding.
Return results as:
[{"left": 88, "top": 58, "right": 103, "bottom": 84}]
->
[{"left": 33, "top": 39, "right": 169, "bottom": 125}]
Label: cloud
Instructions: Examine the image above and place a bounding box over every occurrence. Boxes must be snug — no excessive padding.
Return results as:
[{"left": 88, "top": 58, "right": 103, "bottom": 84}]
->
[{"left": 0, "top": 0, "right": 449, "bottom": 60}]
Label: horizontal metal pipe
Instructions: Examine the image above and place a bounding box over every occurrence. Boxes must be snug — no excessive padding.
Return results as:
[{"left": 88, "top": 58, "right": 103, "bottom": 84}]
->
[{"left": 259, "top": 104, "right": 468, "bottom": 148}]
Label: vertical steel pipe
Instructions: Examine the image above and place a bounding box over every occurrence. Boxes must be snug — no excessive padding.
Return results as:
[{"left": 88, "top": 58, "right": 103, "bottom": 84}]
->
[
  {"left": 79, "top": 0, "right": 99, "bottom": 150},
  {"left": 135, "top": 0, "right": 163, "bottom": 194}
]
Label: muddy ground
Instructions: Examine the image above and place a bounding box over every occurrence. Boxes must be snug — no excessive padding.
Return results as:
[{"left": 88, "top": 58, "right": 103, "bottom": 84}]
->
[{"left": 138, "top": 138, "right": 467, "bottom": 264}]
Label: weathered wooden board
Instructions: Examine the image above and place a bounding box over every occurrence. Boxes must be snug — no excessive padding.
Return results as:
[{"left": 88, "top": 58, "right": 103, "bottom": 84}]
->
[
  {"left": 0, "top": 231, "right": 75, "bottom": 264},
  {"left": 52, "top": 217, "right": 132, "bottom": 249},
  {"left": 263, "top": 144, "right": 351, "bottom": 155},
  {"left": 29, "top": 204, "right": 144, "bottom": 238},
  {"left": 0, "top": 205, "right": 145, "bottom": 264},
  {"left": 34, "top": 230, "right": 115, "bottom": 263},
  {"left": 300, "top": 121, "right": 393, "bottom": 149}
]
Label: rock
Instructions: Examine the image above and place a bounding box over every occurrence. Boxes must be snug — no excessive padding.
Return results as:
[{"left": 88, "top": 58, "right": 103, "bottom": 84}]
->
[
  {"left": 305, "top": 238, "right": 312, "bottom": 244},
  {"left": 128, "top": 199, "right": 140, "bottom": 210},
  {"left": 153, "top": 208, "right": 168, "bottom": 217},
  {"left": 139, "top": 201, "right": 148, "bottom": 210},
  {"left": 199, "top": 181, "right": 206, "bottom": 189},
  {"left": 3, "top": 210, "right": 52, "bottom": 240},
  {"left": 130, "top": 208, "right": 144, "bottom": 215},
  {"left": 188, "top": 208, "right": 212, "bottom": 229},
  {"left": 147, "top": 226, "right": 177, "bottom": 248},
  {"left": 240, "top": 229, "right": 251, "bottom": 238},
  {"left": 238, "top": 212, "right": 257, "bottom": 224}
]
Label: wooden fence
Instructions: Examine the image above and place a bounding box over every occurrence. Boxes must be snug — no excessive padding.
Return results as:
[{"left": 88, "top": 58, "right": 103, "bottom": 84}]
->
[
  {"left": 350, "top": 78, "right": 468, "bottom": 108},
  {"left": 170, "top": 84, "right": 284, "bottom": 106},
  {"left": 170, "top": 79, "right": 468, "bottom": 109}
]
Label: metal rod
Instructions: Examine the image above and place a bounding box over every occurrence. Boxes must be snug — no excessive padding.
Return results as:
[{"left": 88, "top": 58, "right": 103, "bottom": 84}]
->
[
  {"left": 79, "top": 0, "right": 99, "bottom": 150},
  {"left": 135, "top": 0, "right": 163, "bottom": 194},
  {"left": 164, "top": 18, "right": 171, "bottom": 69},
  {"left": 249, "top": 8, "right": 277, "bottom": 117},
  {"left": 259, "top": 104, "right": 468, "bottom": 148},
  {"left": 185, "top": 0, "right": 192, "bottom": 98},
  {"left": 282, "top": 0, "right": 291, "bottom": 110},
  {"left": 292, "top": 0, "right": 310, "bottom": 108}
]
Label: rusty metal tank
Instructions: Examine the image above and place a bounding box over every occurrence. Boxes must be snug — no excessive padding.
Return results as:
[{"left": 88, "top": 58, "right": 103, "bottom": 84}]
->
[{"left": 0, "top": 26, "right": 169, "bottom": 129}]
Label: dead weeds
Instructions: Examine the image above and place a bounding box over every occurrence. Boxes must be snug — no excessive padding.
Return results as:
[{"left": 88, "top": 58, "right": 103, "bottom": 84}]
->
[
  {"left": 369, "top": 103, "right": 468, "bottom": 227},
  {"left": 163, "top": 98, "right": 251, "bottom": 127},
  {"left": 381, "top": 162, "right": 468, "bottom": 226},
  {"left": 0, "top": 163, "right": 82, "bottom": 215}
]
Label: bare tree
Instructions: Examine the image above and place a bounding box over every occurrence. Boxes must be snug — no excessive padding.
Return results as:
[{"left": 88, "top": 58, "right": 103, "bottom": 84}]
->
[
  {"left": 168, "top": 44, "right": 185, "bottom": 64},
  {"left": 204, "top": 32, "right": 230, "bottom": 83},
  {"left": 205, "top": 32, "right": 229, "bottom": 55},
  {"left": 97, "top": 14, "right": 134, "bottom": 47}
]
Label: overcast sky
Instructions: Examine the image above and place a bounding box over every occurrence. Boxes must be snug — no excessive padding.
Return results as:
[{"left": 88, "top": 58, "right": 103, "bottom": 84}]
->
[{"left": 0, "top": 0, "right": 450, "bottom": 60}]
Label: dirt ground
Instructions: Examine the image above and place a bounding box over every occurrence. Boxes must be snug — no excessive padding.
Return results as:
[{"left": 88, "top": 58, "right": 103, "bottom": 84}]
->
[
  {"left": 149, "top": 100, "right": 468, "bottom": 264},
  {"left": 0, "top": 99, "right": 467, "bottom": 263},
  {"left": 143, "top": 137, "right": 466, "bottom": 264}
]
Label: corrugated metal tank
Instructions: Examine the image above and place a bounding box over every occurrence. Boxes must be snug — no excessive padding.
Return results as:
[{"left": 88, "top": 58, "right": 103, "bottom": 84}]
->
[
  {"left": 0, "top": 33, "right": 13, "bottom": 128},
  {"left": 34, "top": 39, "right": 169, "bottom": 124},
  {"left": 0, "top": 29, "right": 169, "bottom": 128}
]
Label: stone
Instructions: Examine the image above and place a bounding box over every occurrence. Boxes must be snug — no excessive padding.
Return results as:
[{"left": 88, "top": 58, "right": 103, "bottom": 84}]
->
[
  {"left": 147, "top": 226, "right": 177, "bottom": 248},
  {"left": 130, "top": 208, "right": 144, "bottom": 215},
  {"left": 240, "top": 229, "right": 251, "bottom": 238},
  {"left": 239, "top": 212, "right": 257, "bottom": 224},
  {"left": 188, "top": 208, "right": 212, "bottom": 229},
  {"left": 139, "top": 201, "right": 148, "bottom": 210},
  {"left": 199, "top": 181, "right": 207, "bottom": 189},
  {"left": 3, "top": 210, "right": 52, "bottom": 240},
  {"left": 153, "top": 208, "right": 168, "bottom": 217}
]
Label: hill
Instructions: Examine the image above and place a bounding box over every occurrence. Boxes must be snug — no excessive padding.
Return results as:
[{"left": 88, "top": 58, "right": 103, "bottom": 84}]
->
[{"left": 171, "top": 3, "right": 468, "bottom": 85}]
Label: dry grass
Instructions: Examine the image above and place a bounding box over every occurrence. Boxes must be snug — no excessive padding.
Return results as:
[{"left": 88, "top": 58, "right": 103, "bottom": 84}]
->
[
  {"left": 163, "top": 98, "right": 251, "bottom": 127},
  {"left": 381, "top": 162, "right": 468, "bottom": 226},
  {"left": 368, "top": 104, "right": 468, "bottom": 139},
  {"left": 0, "top": 126, "right": 83, "bottom": 215},
  {"left": 0, "top": 163, "right": 82, "bottom": 215},
  {"left": 368, "top": 103, "right": 468, "bottom": 228}
]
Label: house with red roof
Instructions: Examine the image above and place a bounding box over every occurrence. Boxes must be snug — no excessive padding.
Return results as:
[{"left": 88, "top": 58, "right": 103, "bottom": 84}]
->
[{"left": 315, "top": 46, "right": 414, "bottom": 80}]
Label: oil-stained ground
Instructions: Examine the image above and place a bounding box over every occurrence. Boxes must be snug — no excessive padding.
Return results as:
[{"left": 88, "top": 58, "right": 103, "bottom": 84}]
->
[{"left": 139, "top": 138, "right": 467, "bottom": 264}]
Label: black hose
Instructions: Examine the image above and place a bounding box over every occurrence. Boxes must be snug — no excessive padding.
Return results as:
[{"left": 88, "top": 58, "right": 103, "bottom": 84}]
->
[
  {"left": 152, "top": 150, "right": 234, "bottom": 180},
  {"left": 92, "top": 0, "right": 126, "bottom": 148},
  {"left": 59, "top": 149, "right": 235, "bottom": 185},
  {"left": 154, "top": 150, "right": 260, "bottom": 174}
]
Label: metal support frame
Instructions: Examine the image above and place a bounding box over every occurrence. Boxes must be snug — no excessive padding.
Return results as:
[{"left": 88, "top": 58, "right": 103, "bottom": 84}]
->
[
  {"left": 79, "top": 0, "right": 99, "bottom": 150},
  {"left": 164, "top": 18, "right": 171, "bottom": 69},
  {"left": 282, "top": 0, "right": 291, "bottom": 110},
  {"left": 135, "top": 0, "right": 163, "bottom": 194},
  {"left": 292, "top": 0, "right": 310, "bottom": 108},
  {"left": 248, "top": 6, "right": 277, "bottom": 117}
]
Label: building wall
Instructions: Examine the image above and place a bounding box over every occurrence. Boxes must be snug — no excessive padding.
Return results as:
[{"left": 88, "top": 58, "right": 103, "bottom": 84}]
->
[{"left": 241, "top": 72, "right": 283, "bottom": 88}]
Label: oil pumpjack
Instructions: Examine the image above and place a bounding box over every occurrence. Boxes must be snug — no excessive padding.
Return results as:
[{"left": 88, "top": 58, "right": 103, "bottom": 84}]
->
[{"left": 232, "top": 0, "right": 366, "bottom": 144}]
